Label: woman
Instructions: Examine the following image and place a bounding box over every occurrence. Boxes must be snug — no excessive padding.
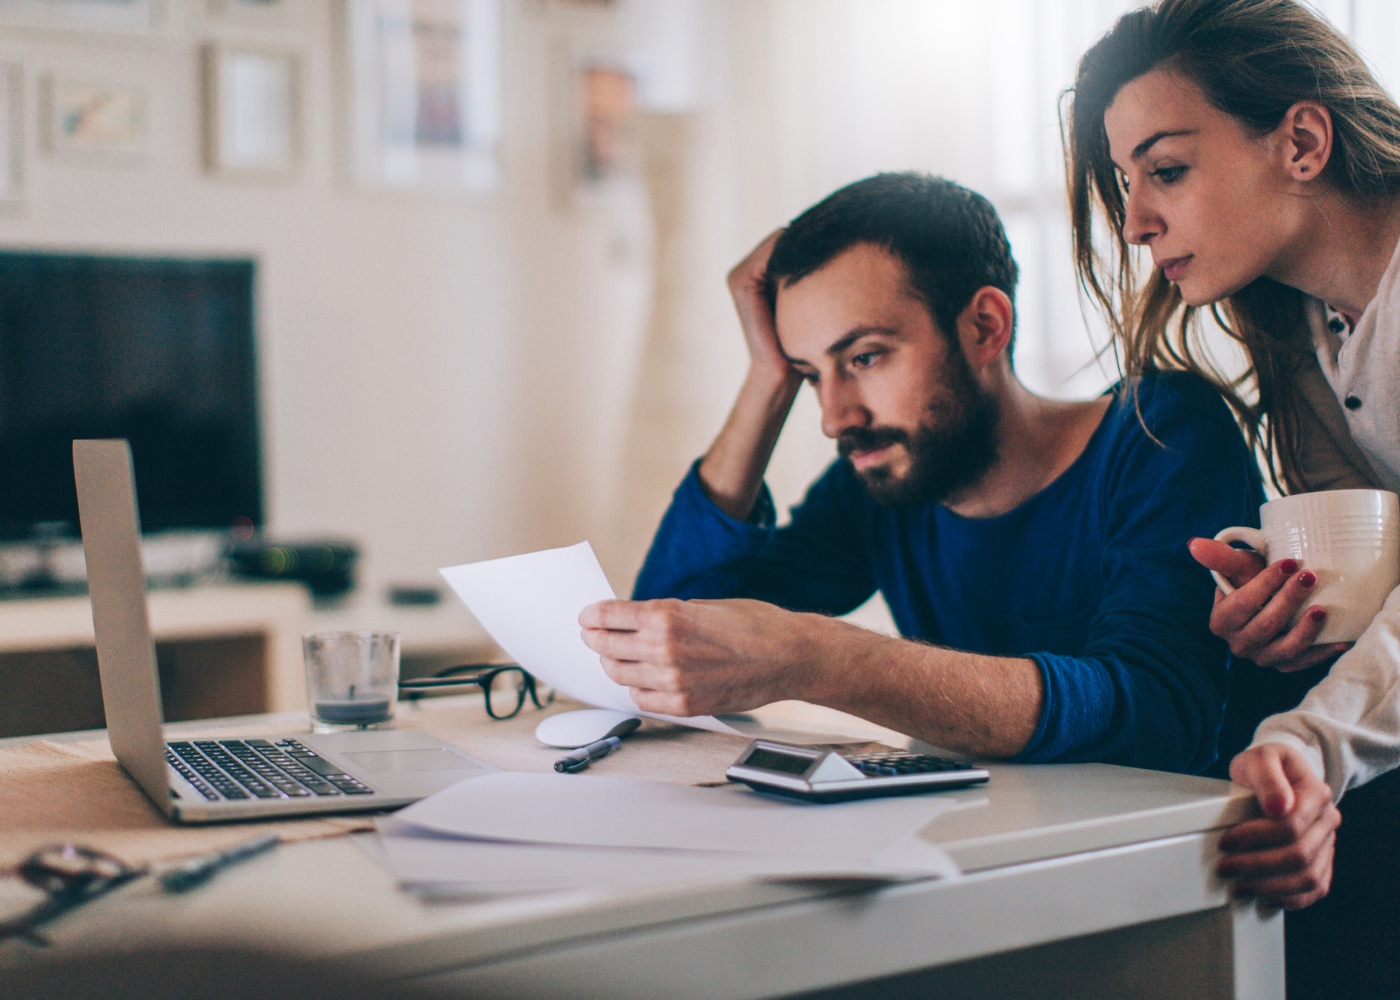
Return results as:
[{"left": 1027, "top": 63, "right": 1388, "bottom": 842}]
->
[{"left": 1067, "top": 0, "right": 1400, "bottom": 994}]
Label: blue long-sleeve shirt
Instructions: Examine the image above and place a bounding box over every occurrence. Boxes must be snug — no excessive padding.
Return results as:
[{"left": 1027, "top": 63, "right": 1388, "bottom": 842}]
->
[{"left": 635, "top": 372, "right": 1265, "bottom": 773}]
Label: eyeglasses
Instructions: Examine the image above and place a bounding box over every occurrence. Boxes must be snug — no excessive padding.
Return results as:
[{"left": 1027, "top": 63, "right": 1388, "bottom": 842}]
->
[
  {"left": 1, "top": 844, "right": 147, "bottom": 946},
  {"left": 398, "top": 663, "right": 555, "bottom": 720}
]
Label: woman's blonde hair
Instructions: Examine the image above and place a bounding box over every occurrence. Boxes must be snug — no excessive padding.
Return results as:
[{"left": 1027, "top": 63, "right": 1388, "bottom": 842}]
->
[{"left": 1066, "top": 0, "right": 1400, "bottom": 492}]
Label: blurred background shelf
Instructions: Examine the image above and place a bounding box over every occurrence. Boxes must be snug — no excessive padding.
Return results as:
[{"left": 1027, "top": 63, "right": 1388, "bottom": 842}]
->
[
  {"left": 0, "top": 582, "right": 311, "bottom": 739},
  {"left": 0, "top": 581, "right": 502, "bottom": 739}
]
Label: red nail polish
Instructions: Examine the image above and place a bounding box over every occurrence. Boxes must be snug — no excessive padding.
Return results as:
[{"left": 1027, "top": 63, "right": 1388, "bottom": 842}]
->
[
  {"left": 1298, "top": 571, "right": 1317, "bottom": 588},
  {"left": 1265, "top": 795, "right": 1289, "bottom": 817},
  {"left": 1310, "top": 608, "right": 1327, "bottom": 624},
  {"left": 1280, "top": 559, "right": 1299, "bottom": 575}
]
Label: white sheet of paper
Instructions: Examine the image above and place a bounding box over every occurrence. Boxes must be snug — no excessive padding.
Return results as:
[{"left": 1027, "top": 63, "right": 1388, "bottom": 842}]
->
[
  {"left": 439, "top": 542, "right": 742, "bottom": 735},
  {"left": 393, "top": 771, "right": 957, "bottom": 862},
  {"left": 372, "top": 817, "right": 956, "bottom": 895}
]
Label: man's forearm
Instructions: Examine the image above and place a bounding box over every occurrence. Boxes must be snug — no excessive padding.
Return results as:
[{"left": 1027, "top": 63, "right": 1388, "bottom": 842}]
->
[
  {"left": 797, "top": 616, "right": 1043, "bottom": 759},
  {"left": 584, "top": 598, "right": 1042, "bottom": 759},
  {"left": 697, "top": 366, "right": 802, "bottom": 521}
]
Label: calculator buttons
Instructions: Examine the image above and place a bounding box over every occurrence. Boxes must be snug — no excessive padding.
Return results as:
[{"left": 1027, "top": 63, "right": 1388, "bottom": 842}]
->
[{"left": 846, "top": 751, "right": 979, "bottom": 776}]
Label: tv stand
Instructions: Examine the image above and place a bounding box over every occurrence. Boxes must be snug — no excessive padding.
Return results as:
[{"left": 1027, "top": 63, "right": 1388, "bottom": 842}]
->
[
  {"left": 0, "top": 531, "right": 232, "bottom": 595},
  {"left": 0, "top": 581, "right": 311, "bottom": 739}
]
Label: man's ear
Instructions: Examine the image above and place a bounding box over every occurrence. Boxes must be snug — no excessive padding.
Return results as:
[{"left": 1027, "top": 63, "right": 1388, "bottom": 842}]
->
[
  {"left": 1277, "top": 100, "right": 1332, "bottom": 184},
  {"left": 956, "top": 287, "right": 1014, "bottom": 369}
]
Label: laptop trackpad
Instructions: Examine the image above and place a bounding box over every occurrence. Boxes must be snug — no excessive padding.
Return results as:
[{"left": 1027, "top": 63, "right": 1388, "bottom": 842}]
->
[{"left": 341, "top": 749, "right": 486, "bottom": 773}]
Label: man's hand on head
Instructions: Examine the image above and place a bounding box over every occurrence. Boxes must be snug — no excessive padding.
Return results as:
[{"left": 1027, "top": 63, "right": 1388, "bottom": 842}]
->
[
  {"left": 727, "top": 230, "right": 793, "bottom": 381},
  {"left": 697, "top": 231, "right": 803, "bottom": 523},
  {"left": 1218, "top": 742, "right": 1340, "bottom": 911},
  {"left": 579, "top": 598, "right": 825, "bottom": 717}
]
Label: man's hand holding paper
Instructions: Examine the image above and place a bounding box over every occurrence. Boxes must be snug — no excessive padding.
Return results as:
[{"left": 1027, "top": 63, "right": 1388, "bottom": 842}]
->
[
  {"left": 439, "top": 541, "right": 742, "bottom": 735},
  {"left": 579, "top": 597, "right": 825, "bottom": 717}
]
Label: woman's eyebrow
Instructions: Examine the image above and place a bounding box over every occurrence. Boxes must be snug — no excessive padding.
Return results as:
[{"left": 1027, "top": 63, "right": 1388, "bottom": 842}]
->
[{"left": 1131, "top": 129, "right": 1195, "bottom": 160}]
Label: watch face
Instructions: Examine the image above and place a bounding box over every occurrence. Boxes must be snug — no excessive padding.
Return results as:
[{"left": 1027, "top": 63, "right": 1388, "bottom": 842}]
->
[{"left": 743, "top": 747, "right": 815, "bottom": 775}]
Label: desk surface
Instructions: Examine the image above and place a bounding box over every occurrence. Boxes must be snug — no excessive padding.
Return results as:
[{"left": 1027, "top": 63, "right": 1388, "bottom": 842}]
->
[{"left": 0, "top": 699, "right": 1263, "bottom": 997}]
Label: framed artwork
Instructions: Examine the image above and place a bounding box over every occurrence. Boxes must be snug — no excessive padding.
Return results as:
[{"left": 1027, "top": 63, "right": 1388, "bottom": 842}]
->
[
  {"left": 208, "top": 0, "right": 289, "bottom": 24},
  {"left": 528, "top": 0, "right": 616, "bottom": 18},
  {"left": 345, "top": 0, "right": 502, "bottom": 193},
  {"left": 577, "top": 65, "right": 635, "bottom": 183},
  {"left": 0, "top": 66, "right": 21, "bottom": 203},
  {"left": 44, "top": 78, "right": 147, "bottom": 160},
  {"left": 203, "top": 45, "right": 299, "bottom": 179},
  {"left": 0, "top": 0, "right": 166, "bottom": 35},
  {"left": 549, "top": 50, "right": 637, "bottom": 208},
  {"left": 211, "top": 0, "right": 284, "bottom": 9}
]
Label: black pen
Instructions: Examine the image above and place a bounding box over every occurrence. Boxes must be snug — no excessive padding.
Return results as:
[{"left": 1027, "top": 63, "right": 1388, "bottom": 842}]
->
[
  {"left": 161, "top": 833, "right": 279, "bottom": 892},
  {"left": 554, "top": 736, "right": 622, "bottom": 773}
]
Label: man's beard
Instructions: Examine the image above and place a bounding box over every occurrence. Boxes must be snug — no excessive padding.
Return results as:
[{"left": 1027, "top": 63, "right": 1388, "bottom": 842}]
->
[{"left": 837, "top": 354, "right": 1000, "bottom": 508}]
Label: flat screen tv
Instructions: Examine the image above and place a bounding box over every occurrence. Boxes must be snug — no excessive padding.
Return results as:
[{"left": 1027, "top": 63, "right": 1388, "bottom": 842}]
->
[{"left": 0, "top": 251, "right": 262, "bottom": 540}]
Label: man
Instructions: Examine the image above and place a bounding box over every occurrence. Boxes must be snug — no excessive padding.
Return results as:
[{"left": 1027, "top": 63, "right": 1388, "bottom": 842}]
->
[{"left": 581, "top": 175, "right": 1332, "bottom": 902}]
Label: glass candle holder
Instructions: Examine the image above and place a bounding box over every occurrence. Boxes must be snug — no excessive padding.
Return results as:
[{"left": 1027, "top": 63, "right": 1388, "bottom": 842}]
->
[{"left": 302, "top": 631, "right": 400, "bottom": 733}]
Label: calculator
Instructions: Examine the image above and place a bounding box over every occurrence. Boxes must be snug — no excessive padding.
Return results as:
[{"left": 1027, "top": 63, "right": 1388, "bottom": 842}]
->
[{"left": 726, "top": 740, "right": 989, "bottom": 803}]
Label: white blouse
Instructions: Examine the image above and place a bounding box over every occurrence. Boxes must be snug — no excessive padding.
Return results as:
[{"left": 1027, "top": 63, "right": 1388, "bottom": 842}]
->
[
  {"left": 1252, "top": 236, "right": 1400, "bottom": 798},
  {"left": 1309, "top": 231, "right": 1400, "bottom": 493}
]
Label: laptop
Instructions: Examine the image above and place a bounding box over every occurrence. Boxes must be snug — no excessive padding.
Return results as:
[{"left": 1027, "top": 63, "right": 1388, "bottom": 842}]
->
[{"left": 73, "top": 438, "right": 496, "bottom": 824}]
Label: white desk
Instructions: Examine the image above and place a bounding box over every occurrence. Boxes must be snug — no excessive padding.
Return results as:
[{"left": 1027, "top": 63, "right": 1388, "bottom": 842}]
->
[{"left": 0, "top": 706, "right": 1281, "bottom": 1000}]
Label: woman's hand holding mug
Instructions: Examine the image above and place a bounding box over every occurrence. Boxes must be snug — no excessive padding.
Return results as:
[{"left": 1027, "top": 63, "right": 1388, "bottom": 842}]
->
[
  {"left": 1192, "top": 490, "right": 1400, "bottom": 672},
  {"left": 1189, "top": 538, "right": 1349, "bottom": 672}
]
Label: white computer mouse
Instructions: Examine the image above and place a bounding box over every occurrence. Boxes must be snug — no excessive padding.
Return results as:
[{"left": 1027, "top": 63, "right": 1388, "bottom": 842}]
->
[{"left": 535, "top": 709, "right": 642, "bottom": 748}]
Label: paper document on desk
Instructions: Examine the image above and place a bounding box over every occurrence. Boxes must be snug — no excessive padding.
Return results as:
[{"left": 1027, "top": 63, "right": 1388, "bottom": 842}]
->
[
  {"left": 440, "top": 542, "right": 742, "bottom": 735},
  {"left": 371, "top": 817, "right": 957, "bottom": 896},
  {"left": 394, "top": 771, "right": 958, "bottom": 862}
]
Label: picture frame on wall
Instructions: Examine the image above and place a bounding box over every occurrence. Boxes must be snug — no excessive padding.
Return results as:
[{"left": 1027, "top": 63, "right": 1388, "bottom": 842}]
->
[
  {"left": 575, "top": 64, "right": 636, "bottom": 184},
  {"left": 203, "top": 44, "right": 299, "bottom": 180},
  {"left": 43, "top": 78, "right": 148, "bottom": 162},
  {"left": 548, "top": 46, "right": 638, "bottom": 209},
  {"left": 525, "top": 0, "right": 616, "bottom": 20},
  {"left": 211, "top": 0, "right": 285, "bottom": 10},
  {"left": 0, "top": 65, "right": 22, "bottom": 203},
  {"left": 543, "top": 0, "right": 616, "bottom": 14},
  {"left": 345, "top": 0, "right": 502, "bottom": 193},
  {"left": 0, "top": 0, "right": 167, "bottom": 36},
  {"left": 208, "top": 0, "right": 289, "bottom": 24}
]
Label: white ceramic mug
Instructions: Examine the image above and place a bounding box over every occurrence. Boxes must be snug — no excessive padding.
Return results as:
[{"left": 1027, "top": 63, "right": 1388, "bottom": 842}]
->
[{"left": 1211, "top": 489, "right": 1400, "bottom": 645}]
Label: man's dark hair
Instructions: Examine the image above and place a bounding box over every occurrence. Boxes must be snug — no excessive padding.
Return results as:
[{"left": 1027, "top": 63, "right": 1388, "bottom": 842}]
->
[{"left": 764, "top": 173, "right": 1019, "bottom": 349}]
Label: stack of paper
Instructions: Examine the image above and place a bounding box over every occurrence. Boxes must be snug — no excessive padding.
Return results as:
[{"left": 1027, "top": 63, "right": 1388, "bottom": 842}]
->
[{"left": 365, "top": 772, "right": 959, "bottom": 897}]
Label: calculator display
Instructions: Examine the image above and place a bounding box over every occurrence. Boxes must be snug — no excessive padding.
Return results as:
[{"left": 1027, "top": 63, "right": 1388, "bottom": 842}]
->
[{"left": 743, "top": 747, "right": 814, "bottom": 775}]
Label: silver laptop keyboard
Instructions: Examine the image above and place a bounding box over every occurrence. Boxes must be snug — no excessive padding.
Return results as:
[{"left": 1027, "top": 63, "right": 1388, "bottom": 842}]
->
[{"left": 165, "top": 739, "right": 375, "bottom": 802}]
